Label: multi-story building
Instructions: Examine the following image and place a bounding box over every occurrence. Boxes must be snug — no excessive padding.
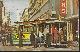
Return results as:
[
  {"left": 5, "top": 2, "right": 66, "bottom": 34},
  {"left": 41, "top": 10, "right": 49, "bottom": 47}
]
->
[
  {"left": 28, "top": 0, "right": 79, "bottom": 42},
  {"left": 21, "top": 8, "right": 33, "bottom": 33},
  {"left": 28, "top": 0, "right": 52, "bottom": 35},
  {"left": 65, "top": 0, "right": 79, "bottom": 41},
  {"left": 0, "top": 1, "right": 3, "bottom": 31},
  {"left": 51, "top": 0, "right": 79, "bottom": 42},
  {"left": 29, "top": 0, "right": 52, "bottom": 21},
  {"left": 2, "top": 6, "right": 11, "bottom": 32},
  {"left": 22, "top": 8, "right": 29, "bottom": 22}
]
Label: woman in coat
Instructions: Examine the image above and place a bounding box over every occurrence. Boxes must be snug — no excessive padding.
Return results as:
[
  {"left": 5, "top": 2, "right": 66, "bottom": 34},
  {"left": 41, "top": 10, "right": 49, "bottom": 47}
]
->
[
  {"left": 53, "top": 27, "right": 59, "bottom": 45},
  {"left": 30, "top": 31, "right": 35, "bottom": 47}
]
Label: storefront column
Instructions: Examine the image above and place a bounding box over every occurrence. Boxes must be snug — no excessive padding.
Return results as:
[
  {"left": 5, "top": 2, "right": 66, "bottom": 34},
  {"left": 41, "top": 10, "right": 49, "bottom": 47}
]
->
[
  {"left": 67, "top": 21, "right": 71, "bottom": 41},
  {"left": 67, "top": 21, "right": 69, "bottom": 41},
  {"left": 70, "top": 22, "right": 73, "bottom": 41},
  {"left": 78, "top": 19, "right": 79, "bottom": 41},
  {"left": 59, "top": 23, "right": 60, "bottom": 33},
  {"left": 36, "top": 22, "right": 39, "bottom": 36}
]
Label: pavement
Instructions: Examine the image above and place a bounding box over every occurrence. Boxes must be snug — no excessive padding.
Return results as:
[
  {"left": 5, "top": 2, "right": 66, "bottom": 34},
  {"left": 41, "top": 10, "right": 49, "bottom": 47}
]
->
[
  {"left": 0, "top": 42, "right": 79, "bottom": 51},
  {"left": 0, "top": 45, "right": 79, "bottom": 51}
]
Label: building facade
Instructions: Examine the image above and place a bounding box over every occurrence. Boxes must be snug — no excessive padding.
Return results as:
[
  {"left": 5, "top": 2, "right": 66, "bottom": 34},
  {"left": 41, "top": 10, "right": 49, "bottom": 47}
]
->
[
  {"left": 65, "top": 0, "right": 79, "bottom": 41},
  {"left": 28, "top": 0, "right": 52, "bottom": 35},
  {"left": 22, "top": 8, "right": 29, "bottom": 22},
  {"left": 28, "top": 0, "right": 79, "bottom": 42},
  {"left": 52, "top": 0, "right": 79, "bottom": 42},
  {"left": 0, "top": 1, "right": 3, "bottom": 32},
  {"left": 28, "top": 0, "right": 52, "bottom": 21},
  {"left": 2, "top": 6, "right": 11, "bottom": 33}
]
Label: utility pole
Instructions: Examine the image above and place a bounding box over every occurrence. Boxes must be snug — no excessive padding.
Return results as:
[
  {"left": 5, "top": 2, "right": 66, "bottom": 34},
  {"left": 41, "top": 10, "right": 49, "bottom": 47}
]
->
[
  {"left": 14, "top": 21, "right": 23, "bottom": 48},
  {"left": 19, "top": 24, "right": 23, "bottom": 47}
]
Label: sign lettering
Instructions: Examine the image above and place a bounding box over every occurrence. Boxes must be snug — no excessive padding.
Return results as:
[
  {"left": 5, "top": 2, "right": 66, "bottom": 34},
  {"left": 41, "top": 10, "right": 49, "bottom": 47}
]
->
[{"left": 60, "top": 0, "right": 66, "bottom": 17}]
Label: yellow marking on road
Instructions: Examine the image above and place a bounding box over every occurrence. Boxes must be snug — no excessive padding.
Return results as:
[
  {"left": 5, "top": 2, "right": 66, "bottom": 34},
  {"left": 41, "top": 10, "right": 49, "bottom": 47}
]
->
[
  {"left": 15, "top": 46, "right": 32, "bottom": 49},
  {"left": 26, "top": 46, "right": 33, "bottom": 49},
  {"left": 16, "top": 46, "right": 19, "bottom": 48},
  {"left": 21, "top": 47, "right": 26, "bottom": 49}
]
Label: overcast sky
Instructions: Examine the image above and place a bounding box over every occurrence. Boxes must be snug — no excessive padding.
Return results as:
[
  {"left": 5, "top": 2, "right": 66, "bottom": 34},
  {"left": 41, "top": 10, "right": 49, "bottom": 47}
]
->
[{"left": 3, "top": 0, "right": 29, "bottom": 25}]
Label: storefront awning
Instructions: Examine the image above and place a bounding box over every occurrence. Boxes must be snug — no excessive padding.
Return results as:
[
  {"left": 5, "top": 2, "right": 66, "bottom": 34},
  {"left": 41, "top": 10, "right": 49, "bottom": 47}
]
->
[{"left": 46, "top": 20, "right": 65, "bottom": 23}]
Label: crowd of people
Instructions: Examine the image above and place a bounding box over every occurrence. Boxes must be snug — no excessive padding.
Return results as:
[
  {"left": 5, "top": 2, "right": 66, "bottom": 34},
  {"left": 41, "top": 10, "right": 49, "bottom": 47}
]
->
[
  {"left": 0, "top": 29, "right": 12, "bottom": 46},
  {"left": 0, "top": 25, "right": 78, "bottom": 48},
  {"left": 30, "top": 26, "right": 61, "bottom": 48},
  {"left": 30, "top": 25, "right": 79, "bottom": 48}
]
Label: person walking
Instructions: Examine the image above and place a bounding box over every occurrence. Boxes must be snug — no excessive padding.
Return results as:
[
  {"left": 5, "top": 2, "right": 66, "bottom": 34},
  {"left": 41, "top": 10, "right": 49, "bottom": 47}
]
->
[
  {"left": 46, "top": 33, "right": 51, "bottom": 48},
  {"left": 8, "top": 32, "right": 13, "bottom": 46},
  {"left": 41, "top": 33, "right": 45, "bottom": 43},
  {"left": 59, "top": 28, "right": 64, "bottom": 43},
  {"left": 51, "top": 25, "right": 55, "bottom": 43},
  {"left": 38, "top": 31, "right": 43, "bottom": 47},
  {"left": 6, "top": 33, "right": 9, "bottom": 43},
  {"left": 53, "top": 27, "right": 59, "bottom": 45},
  {"left": 30, "top": 31, "right": 35, "bottom": 48},
  {"left": 1, "top": 35, "right": 6, "bottom": 46}
]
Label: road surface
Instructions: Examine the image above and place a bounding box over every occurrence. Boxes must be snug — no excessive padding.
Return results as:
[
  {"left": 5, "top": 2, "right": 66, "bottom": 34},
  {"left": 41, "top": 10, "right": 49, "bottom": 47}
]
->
[{"left": 0, "top": 45, "right": 79, "bottom": 51}]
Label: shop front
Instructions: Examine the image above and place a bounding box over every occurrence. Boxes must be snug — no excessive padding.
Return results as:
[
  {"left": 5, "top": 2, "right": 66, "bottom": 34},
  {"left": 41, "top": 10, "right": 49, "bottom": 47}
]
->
[
  {"left": 66, "top": 16, "right": 79, "bottom": 42},
  {"left": 50, "top": 20, "right": 67, "bottom": 43}
]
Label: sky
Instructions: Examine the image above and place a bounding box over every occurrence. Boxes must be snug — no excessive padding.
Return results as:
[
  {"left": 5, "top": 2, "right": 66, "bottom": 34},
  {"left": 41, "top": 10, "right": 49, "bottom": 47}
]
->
[{"left": 3, "top": 0, "right": 29, "bottom": 25}]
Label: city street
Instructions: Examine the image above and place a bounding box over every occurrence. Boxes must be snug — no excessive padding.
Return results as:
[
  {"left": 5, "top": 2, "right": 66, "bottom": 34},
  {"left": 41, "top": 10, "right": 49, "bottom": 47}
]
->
[
  {"left": 0, "top": 0, "right": 79, "bottom": 51},
  {"left": 0, "top": 42, "right": 79, "bottom": 51},
  {"left": 0, "top": 46, "right": 79, "bottom": 51}
]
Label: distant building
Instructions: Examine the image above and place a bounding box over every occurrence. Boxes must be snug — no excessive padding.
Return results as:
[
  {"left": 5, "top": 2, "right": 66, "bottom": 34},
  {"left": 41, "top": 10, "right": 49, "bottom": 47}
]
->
[
  {"left": 16, "top": 9, "right": 21, "bottom": 22},
  {"left": 22, "top": 8, "right": 29, "bottom": 22},
  {"left": 0, "top": 1, "right": 3, "bottom": 31}
]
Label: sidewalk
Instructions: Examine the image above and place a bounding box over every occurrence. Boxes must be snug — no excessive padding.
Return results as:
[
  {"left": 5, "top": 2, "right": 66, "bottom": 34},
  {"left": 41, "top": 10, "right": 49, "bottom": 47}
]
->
[
  {"left": 16, "top": 45, "right": 79, "bottom": 51},
  {"left": 0, "top": 44, "right": 79, "bottom": 51}
]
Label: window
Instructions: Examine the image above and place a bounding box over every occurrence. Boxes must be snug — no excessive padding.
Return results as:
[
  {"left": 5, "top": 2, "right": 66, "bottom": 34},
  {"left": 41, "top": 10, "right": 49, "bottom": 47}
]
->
[{"left": 52, "top": 0, "right": 55, "bottom": 11}]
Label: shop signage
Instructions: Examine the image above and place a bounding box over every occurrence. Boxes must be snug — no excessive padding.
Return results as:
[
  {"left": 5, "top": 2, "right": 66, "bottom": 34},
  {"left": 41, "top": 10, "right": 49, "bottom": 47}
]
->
[{"left": 60, "top": 0, "right": 66, "bottom": 17}]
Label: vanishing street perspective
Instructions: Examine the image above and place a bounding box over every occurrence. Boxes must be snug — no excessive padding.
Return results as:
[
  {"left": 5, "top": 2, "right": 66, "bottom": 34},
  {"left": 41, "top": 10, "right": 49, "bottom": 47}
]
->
[{"left": 0, "top": 0, "right": 79, "bottom": 51}]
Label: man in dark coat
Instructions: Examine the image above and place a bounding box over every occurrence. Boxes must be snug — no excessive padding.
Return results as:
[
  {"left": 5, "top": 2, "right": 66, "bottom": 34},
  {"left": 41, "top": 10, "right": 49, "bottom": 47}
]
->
[
  {"left": 46, "top": 33, "right": 51, "bottom": 47},
  {"left": 1, "top": 35, "right": 6, "bottom": 46},
  {"left": 30, "top": 32, "right": 35, "bottom": 47}
]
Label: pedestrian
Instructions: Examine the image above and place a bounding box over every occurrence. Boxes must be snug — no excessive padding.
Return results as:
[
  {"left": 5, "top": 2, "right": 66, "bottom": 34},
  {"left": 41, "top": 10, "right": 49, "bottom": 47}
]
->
[
  {"left": 38, "top": 31, "right": 43, "bottom": 47},
  {"left": 51, "top": 25, "right": 55, "bottom": 43},
  {"left": 8, "top": 32, "right": 13, "bottom": 46},
  {"left": 46, "top": 33, "right": 51, "bottom": 48},
  {"left": 63, "top": 26, "right": 67, "bottom": 41},
  {"left": 53, "top": 27, "right": 59, "bottom": 45},
  {"left": 6, "top": 33, "right": 9, "bottom": 43},
  {"left": 1, "top": 35, "right": 6, "bottom": 46},
  {"left": 33, "top": 32, "right": 38, "bottom": 48},
  {"left": 35, "top": 34, "right": 41, "bottom": 47},
  {"left": 41, "top": 33, "right": 45, "bottom": 43},
  {"left": 59, "top": 28, "right": 64, "bottom": 43},
  {"left": 30, "top": 31, "right": 35, "bottom": 48}
]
